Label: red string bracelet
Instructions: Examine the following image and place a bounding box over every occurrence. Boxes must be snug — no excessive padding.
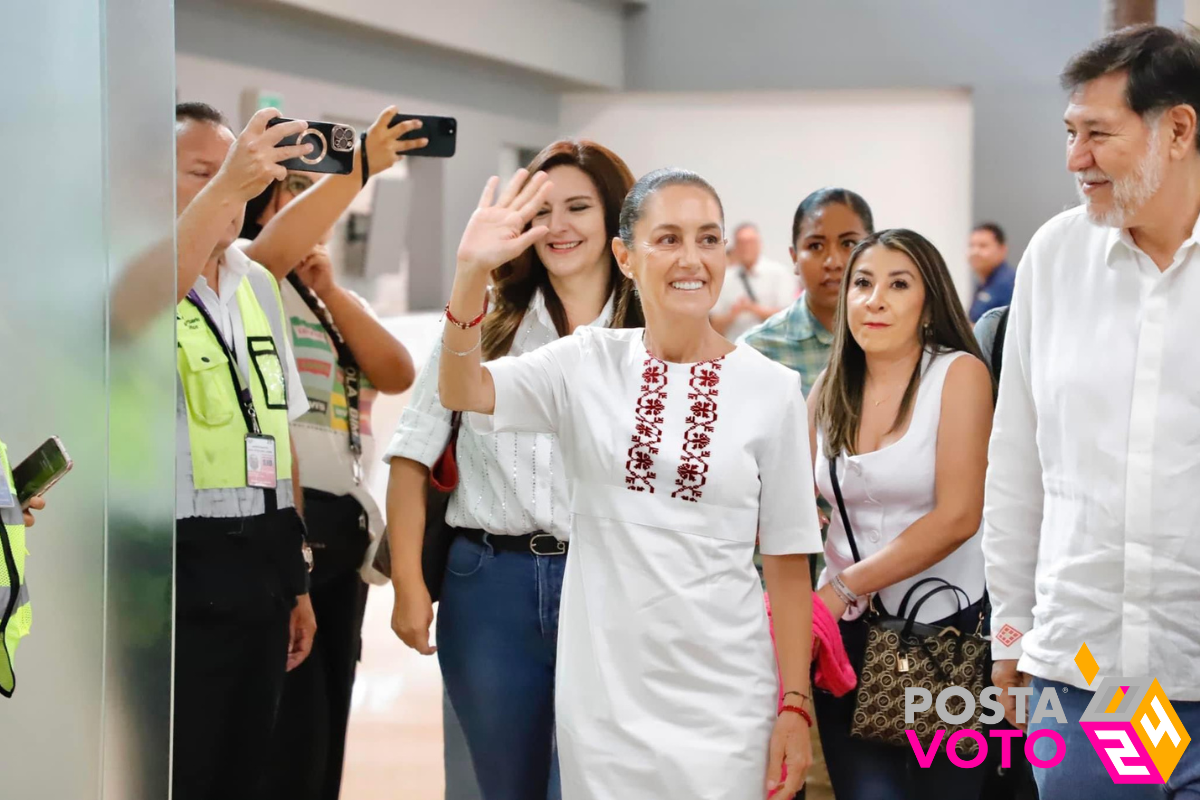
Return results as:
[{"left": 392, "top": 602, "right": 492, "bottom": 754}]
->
[
  {"left": 445, "top": 297, "right": 489, "bottom": 330},
  {"left": 779, "top": 704, "right": 813, "bottom": 727}
]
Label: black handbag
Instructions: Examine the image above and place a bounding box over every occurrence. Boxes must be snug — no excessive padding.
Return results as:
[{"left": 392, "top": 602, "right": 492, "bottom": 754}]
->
[
  {"left": 372, "top": 412, "right": 461, "bottom": 602},
  {"left": 828, "top": 457, "right": 991, "bottom": 757}
]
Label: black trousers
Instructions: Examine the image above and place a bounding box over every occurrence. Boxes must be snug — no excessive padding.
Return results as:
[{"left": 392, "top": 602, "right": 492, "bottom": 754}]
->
[
  {"left": 173, "top": 510, "right": 308, "bottom": 800},
  {"left": 264, "top": 567, "right": 368, "bottom": 800},
  {"left": 264, "top": 489, "right": 370, "bottom": 800}
]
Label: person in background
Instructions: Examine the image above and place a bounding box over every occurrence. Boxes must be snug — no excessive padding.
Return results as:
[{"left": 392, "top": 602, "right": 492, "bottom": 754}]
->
[
  {"left": 985, "top": 26, "right": 1200, "bottom": 799},
  {"left": 437, "top": 166, "right": 820, "bottom": 800},
  {"left": 967, "top": 222, "right": 1015, "bottom": 322},
  {"left": 809, "top": 229, "right": 993, "bottom": 799},
  {"left": 172, "top": 102, "right": 316, "bottom": 800},
  {"left": 741, "top": 188, "right": 875, "bottom": 396},
  {"left": 711, "top": 222, "right": 797, "bottom": 340},
  {"left": 0, "top": 440, "right": 45, "bottom": 699},
  {"left": 386, "top": 140, "right": 642, "bottom": 800},
  {"left": 237, "top": 105, "right": 421, "bottom": 800}
]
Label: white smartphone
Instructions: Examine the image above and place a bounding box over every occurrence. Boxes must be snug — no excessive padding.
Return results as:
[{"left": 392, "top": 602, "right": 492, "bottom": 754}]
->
[{"left": 13, "top": 436, "right": 72, "bottom": 510}]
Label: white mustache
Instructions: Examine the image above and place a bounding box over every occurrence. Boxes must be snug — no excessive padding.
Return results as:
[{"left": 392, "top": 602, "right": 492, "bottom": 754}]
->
[{"left": 1077, "top": 169, "right": 1110, "bottom": 183}]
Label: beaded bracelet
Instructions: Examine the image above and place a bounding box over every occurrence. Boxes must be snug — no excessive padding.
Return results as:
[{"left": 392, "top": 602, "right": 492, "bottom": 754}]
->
[
  {"left": 779, "top": 704, "right": 813, "bottom": 727},
  {"left": 445, "top": 298, "right": 489, "bottom": 330}
]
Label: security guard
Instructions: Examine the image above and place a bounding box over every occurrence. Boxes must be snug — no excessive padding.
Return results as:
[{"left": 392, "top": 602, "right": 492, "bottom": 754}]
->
[
  {"left": 0, "top": 439, "right": 43, "bottom": 698},
  {"left": 172, "top": 102, "right": 317, "bottom": 800}
]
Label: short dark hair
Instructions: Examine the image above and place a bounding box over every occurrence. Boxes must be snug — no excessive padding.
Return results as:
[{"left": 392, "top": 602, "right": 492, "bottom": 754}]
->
[
  {"left": 175, "top": 102, "right": 228, "bottom": 127},
  {"left": 972, "top": 222, "right": 1006, "bottom": 246},
  {"left": 791, "top": 188, "right": 875, "bottom": 244},
  {"left": 1061, "top": 25, "right": 1200, "bottom": 149},
  {"left": 618, "top": 168, "right": 724, "bottom": 247}
]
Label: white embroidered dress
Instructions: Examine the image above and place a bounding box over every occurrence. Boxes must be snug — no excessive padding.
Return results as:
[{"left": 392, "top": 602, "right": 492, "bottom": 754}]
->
[{"left": 482, "top": 327, "right": 822, "bottom": 800}]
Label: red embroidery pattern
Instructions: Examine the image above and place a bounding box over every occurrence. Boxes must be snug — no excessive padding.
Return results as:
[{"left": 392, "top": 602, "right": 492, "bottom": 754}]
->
[
  {"left": 995, "top": 624, "right": 1023, "bottom": 648},
  {"left": 625, "top": 356, "right": 668, "bottom": 493},
  {"left": 672, "top": 361, "right": 722, "bottom": 502}
]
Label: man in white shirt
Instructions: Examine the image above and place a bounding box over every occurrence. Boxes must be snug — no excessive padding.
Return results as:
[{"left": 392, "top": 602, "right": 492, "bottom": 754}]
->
[
  {"left": 710, "top": 223, "right": 796, "bottom": 340},
  {"left": 985, "top": 27, "right": 1200, "bottom": 798}
]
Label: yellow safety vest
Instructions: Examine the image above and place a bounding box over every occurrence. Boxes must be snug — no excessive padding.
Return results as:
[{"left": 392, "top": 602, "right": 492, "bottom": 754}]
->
[
  {"left": 176, "top": 266, "right": 293, "bottom": 489},
  {"left": 0, "top": 439, "right": 30, "bottom": 698}
]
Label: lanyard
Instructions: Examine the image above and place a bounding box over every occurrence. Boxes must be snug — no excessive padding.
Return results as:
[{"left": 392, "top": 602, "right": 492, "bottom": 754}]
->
[
  {"left": 286, "top": 275, "right": 364, "bottom": 481},
  {"left": 738, "top": 269, "right": 759, "bottom": 305},
  {"left": 186, "top": 290, "right": 262, "bottom": 436}
]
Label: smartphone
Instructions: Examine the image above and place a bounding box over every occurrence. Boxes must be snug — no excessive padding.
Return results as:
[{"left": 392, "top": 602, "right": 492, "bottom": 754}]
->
[
  {"left": 266, "top": 118, "right": 357, "bottom": 175},
  {"left": 13, "top": 436, "right": 72, "bottom": 510},
  {"left": 389, "top": 114, "right": 457, "bottom": 158}
]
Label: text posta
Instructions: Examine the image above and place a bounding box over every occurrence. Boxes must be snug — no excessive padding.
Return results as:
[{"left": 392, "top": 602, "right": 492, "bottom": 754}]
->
[{"left": 903, "top": 685, "right": 1069, "bottom": 768}]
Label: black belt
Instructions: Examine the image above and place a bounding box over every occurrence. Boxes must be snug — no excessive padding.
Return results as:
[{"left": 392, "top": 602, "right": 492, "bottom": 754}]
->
[{"left": 459, "top": 527, "right": 567, "bottom": 556}]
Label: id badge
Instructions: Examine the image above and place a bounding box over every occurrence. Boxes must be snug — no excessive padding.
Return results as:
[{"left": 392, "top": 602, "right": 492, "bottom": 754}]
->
[
  {"left": 245, "top": 434, "right": 278, "bottom": 489},
  {"left": 0, "top": 480, "right": 14, "bottom": 509}
]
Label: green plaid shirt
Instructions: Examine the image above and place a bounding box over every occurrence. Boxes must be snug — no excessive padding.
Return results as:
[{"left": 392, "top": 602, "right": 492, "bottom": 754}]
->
[
  {"left": 738, "top": 296, "right": 834, "bottom": 396},
  {"left": 741, "top": 297, "right": 834, "bottom": 582}
]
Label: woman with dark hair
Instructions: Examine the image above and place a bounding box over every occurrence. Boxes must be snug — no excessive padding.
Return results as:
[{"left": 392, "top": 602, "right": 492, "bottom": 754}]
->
[
  {"left": 742, "top": 188, "right": 875, "bottom": 395},
  {"left": 437, "top": 166, "right": 821, "bottom": 800},
  {"left": 385, "top": 140, "right": 643, "bottom": 800},
  {"left": 808, "top": 229, "right": 994, "bottom": 798},
  {"left": 235, "top": 105, "right": 421, "bottom": 800}
]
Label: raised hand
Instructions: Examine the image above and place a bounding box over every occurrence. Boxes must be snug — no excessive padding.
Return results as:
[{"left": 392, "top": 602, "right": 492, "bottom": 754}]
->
[
  {"left": 362, "top": 105, "right": 429, "bottom": 178},
  {"left": 214, "top": 108, "right": 312, "bottom": 203},
  {"left": 455, "top": 169, "right": 553, "bottom": 275}
]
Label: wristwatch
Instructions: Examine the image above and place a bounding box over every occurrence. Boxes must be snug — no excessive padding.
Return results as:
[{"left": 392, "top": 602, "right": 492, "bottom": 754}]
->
[{"left": 302, "top": 542, "right": 315, "bottom": 573}]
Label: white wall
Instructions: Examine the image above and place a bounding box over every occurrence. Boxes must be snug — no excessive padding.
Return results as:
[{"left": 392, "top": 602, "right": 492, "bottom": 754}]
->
[
  {"left": 259, "top": 0, "right": 625, "bottom": 89},
  {"left": 561, "top": 90, "right": 975, "bottom": 298}
]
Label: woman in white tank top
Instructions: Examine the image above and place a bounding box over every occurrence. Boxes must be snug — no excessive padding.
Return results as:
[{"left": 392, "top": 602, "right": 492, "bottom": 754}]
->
[{"left": 807, "top": 229, "right": 995, "bottom": 799}]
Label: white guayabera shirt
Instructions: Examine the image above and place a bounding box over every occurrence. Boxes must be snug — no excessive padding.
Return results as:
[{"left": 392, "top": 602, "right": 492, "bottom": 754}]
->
[{"left": 983, "top": 205, "right": 1200, "bottom": 699}]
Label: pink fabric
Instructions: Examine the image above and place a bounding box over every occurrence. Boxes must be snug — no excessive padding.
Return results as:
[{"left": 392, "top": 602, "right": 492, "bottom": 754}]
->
[{"left": 764, "top": 591, "right": 857, "bottom": 702}]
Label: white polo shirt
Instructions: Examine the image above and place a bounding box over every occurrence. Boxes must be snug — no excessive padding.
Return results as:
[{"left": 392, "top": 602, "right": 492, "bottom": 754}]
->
[{"left": 983, "top": 205, "right": 1200, "bottom": 698}]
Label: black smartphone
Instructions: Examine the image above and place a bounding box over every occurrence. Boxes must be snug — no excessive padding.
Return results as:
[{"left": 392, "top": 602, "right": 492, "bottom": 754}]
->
[
  {"left": 266, "top": 118, "right": 357, "bottom": 175},
  {"left": 13, "top": 436, "right": 72, "bottom": 510},
  {"left": 389, "top": 114, "right": 457, "bottom": 158}
]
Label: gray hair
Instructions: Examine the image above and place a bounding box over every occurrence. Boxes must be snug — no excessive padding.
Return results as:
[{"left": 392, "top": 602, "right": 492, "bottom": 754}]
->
[{"left": 618, "top": 168, "right": 725, "bottom": 247}]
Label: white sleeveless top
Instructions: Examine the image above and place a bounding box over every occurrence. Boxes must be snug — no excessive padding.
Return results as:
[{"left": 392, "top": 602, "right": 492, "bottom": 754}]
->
[{"left": 815, "top": 349, "right": 986, "bottom": 624}]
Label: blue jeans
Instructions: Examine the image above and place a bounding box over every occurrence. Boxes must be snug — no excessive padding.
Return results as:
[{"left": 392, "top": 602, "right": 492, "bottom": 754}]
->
[
  {"left": 437, "top": 533, "right": 565, "bottom": 800},
  {"left": 1029, "top": 678, "right": 1200, "bottom": 799}
]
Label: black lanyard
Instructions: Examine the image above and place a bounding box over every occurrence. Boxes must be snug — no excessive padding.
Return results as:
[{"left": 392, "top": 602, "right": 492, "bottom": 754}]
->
[
  {"left": 186, "top": 290, "right": 262, "bottom": 436},
  {"left": 739, "top": 269, "right": 759, "bottom": 305},
  {"left": 286, "top": 275, "right": 364, "bottom": 474}
]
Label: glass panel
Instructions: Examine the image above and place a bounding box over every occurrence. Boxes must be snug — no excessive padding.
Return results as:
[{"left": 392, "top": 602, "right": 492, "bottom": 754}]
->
[{"left": 0, "top": 1, "right": 176, "bottom": 797}]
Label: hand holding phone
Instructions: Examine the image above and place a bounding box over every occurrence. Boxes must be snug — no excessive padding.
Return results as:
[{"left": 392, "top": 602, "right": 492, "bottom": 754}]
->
[
  {"left": 217, "top": 109, "right": 312, "bottom": 202},
  {"left": 389, "top": 114, "right": 457, "bottom": 158},
  {"left": 358, "top": 106, "right": 430, "bottom": 179},
  {"left": 267, "top": 117, "right": 358, "bottom": 175},
  {"left": 13, "top": 436, "right": 72, "bottom": 511}
]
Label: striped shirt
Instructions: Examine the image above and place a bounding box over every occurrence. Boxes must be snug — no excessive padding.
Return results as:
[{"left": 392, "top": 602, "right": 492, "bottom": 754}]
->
[{"left": 383, "top": 290, "right": 613, "bottom": 540}]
